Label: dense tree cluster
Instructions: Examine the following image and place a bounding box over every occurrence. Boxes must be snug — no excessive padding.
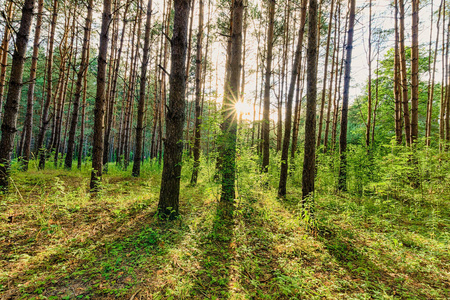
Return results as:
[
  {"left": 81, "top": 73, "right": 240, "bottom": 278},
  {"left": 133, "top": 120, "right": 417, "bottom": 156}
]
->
[{"left": 0, "top": 0, "right": 449, "bottom": 217}]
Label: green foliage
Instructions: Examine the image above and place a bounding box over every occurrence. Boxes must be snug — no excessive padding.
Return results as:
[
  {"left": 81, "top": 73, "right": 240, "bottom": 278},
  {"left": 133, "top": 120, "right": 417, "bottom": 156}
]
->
[{"left": 349, "top": 46, "right": 442, "bottom": 148}]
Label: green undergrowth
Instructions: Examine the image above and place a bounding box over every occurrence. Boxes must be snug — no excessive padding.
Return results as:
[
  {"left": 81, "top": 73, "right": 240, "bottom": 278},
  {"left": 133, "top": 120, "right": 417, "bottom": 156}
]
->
[{"left": 0, "top": 145, "right": 449, "bottom": 299}]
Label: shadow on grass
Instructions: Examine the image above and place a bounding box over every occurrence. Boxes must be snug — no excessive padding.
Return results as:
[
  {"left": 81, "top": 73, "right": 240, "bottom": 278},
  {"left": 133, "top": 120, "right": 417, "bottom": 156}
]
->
[
  {"left": 1, "top": 197, "right": 191, "bottom": 299},
  {"left": 237, "top": 197, "right": 297, "bottom": 299},
  {"left": 317, "top": 225, "right": 431, "bottom": 299},
  {"left": 189, "top": 201, "right": 234, "bottom": 299}
]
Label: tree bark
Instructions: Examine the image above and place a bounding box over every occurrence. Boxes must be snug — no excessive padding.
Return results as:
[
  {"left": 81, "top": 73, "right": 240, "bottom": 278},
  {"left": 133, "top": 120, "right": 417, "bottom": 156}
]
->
[
  {"left": 220, "top": 0, "right": 243, "bottom": 205},
  {"left": 317, "top": 0, "right": 335, "bottom": 149},
  {"left": 0, "top": 0, "right": 15, "bottom": 121},
  {"left": 0, "top": 0, "right": 35, "bottom": 190},
  {"left": 262, "top": 0, "right": 275, "bottom": 173},
  {"left": 65, "top": 0, "right": 93, "bottom": 169},
  {"left": 36, "top": 0, "right": 58, "bottom": 169},
  {"left": 278, "top": 0, "right": 307, "bottom": 197},
  {"left": 22, "top": 0, "right": 44, "bottom": 171},
  {"left": 426, "top": 0, "right": 443, "bottom": 146},
  {"left": 398, "top": 0, "right": 411, "bottom": 146},
  {"left": 323, "top": 0, "right": 338, "bottom": 151},
  {"left": 394, "top": 0, "right": 403, "bottom": 145},
  {"left": 302, "top": 0, "right": 319, "bottom": 205},
  {"left": 133, "top": 0, "right": 153, "bottom": 177},
  {"left": 90, "top": 0, "right": 112, "bottom": 192},
  {"left": 158, "top": 0, "right": 190, "bottom": 219},
  {"left": 190, "top": 0, "right": 204, "bottom": 185},
  {"left": 410, "top": 0, "right": 419, "bottom": 143},
  {"left": 365, "top": 0, "right": 372, "bottom": 148},
  {"left": 338, "top": 0, "right": 356, "bottom": 192}
]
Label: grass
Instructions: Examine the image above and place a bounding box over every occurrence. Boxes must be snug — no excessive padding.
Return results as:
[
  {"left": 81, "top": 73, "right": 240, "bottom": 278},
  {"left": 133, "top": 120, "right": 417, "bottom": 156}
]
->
[{"left": 0, "top": 149, "right": 449, "bottom": 299}]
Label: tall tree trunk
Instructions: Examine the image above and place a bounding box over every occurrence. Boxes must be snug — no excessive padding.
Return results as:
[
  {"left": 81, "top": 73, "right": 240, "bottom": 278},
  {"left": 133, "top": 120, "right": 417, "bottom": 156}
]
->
[
  {"left": 190, "top": 0, "right": 204, "bottom": 185},
  {"left": 0, "top": 0, "right": 15, "bottom": 120},
  {"left": 158, "top": 0, "right": 190, "bottom": 219},
  {"left": 444, "top": 20, "right": 450, "bottom": 144},
  {"left": 0, "top": 0, "right": 35, "bottom": 190},
  {"left": 36, "top": 0, "right": 58, "bottom": 169},
  {"left": 332, "top": 3, "right": 348, "bottom": 151},
  {"left": 124, "top": 7, "right": 141, "bottom": 170},
  {"left": 185, "top": 0, "right": 196, "bottom": 79},
  {"left": 291, "top": 57, "right": 306, "bottom": 158},
  {"left": 262, "top": 0, "right": 275, "bottom": 172},
  {"left": 338, "top": 0, "right": 356, "bottom": 192},
  {"left": 317, "top": 0, "right": 335, "bottom": 149},
  {"left": 78, "top": 50, "right": 89, "bottom": 169},
  {"left": 398, "top": 0, "right": 411, "bottom": 146},
  {"left": 394, "top": 0, "right": 403, "bottom": 145},
  {"left": 104, "top": 0, "right": 131, "bottom": 168},
  {"left": 220, "top": 0, "right": 243, "bottom": 206},
  {"left": 90, "top": 0, "right": 112, "bottom": 192},
  {"left": 277, "top": 2, "right": 290, "bottom": 152},
  {"left": 302, "top": 0, "right": 319, "bottom": 207},
  {"left": 324, "top": 1, "right": 338, "bottom": 151},
  {"left": 410, "top": 0, "right": 419, "bottom": 143},
  {"left": 372, "top": 50, "right": 380, "bottom": 145},
  {"left": 278, "top": 0, "right": 307, "bottom": 197},
  {"left": 133, "top": 0, "right": 153, "bottom": 177},
  {"left": 22, "top": 0, "right": 44, "bottom": 170},
  {"left": 439, "top": 2, "right": 446, "bottom": 148},
  {"left": 365, "top": 0, "right": 372, "bottom": 148},
  {"left": 426, "top": 0, "right": 443, "bottom": 146},
  {"left": 54, "top": 12, "right": 75, "bottom": 167},
  {"left": 102, "top": 0, "right": 119, "bottom": 169},
  {"left": 65, "top": 0, "right": 93, "bottom": 169}
]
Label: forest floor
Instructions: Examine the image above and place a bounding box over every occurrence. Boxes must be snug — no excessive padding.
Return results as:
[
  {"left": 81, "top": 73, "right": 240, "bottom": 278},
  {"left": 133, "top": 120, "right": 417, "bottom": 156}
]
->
[{"left": 0, "top": 159, "right": 449, "bottom": 299}]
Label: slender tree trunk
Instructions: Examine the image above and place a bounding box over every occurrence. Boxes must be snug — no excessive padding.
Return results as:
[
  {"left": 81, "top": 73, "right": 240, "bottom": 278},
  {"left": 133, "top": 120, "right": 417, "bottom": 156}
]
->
[
  {"left": 0, "top": 0, "right": 35, "bottom": 190},
  {"left": 394, "top": 0, "right": 403, "bottom": 145},
  {"left": 102, "top": 0, "right": 119, "bottom": 169},
  {"left": 78, "top": 50, "right": 89, "bottom": 169},
  {"left": 184, "top": 0, "right": 196, "bottom": 152},
  {"left": 410, "top": 0, "right": 419, "bottom": 143},
  {"left": 185, "top": 0, "right": 196, "bottom": 79},
  {"left": 302, "top": 0, "right": 319, "bottom": 207},
  {"left": 54, "top": 13, "right": 75, "bottom": 167},
  {"left": 332, "top": 4, "right": 348, "bottom": 150},
  {"left": 125, "top": 7, "right": 141, "bottom": 170},
  {"left": 262, "top": 0, "right": 275, "bottom": 172},
  {"left": 0, "top": 0, "right": 15, "bottom": 120},
  {"left": 426, "top": 0, "right": 443, "bottom": 146},
  {"left": 36, "top": 0, "right": 58, "bottom": 169},
  {"left": 398, "top": 0, "right": 411, "bottom": 146},
  {"left": 133, "top": 0, "right": 153, "bottom": 177},
  {"left": 439, "top": 2, "right": 446, "bottom": 148},
  {"left": 190, "top": 0, "right": 204, "bottom": 185},
  {"left": 220, "top": 0, "right": 243, "bottom": 206},
  {"left": 338, "top": 0, "right": 356, "bottom": 192},
  {"left": 65, "top": 0, "right": 93, "bottom": 169},
  {"left": 22, "top": 0, "right": 44, "bottom": 170},
  {"left": 324, "top": 1, "right": 338, "bottom": 151},
  {"left": 317, "top": 0, "right": 335, "bottom": 149},
  {"left": 291, "top": 57, "right": 306, "bottom": 158},
  {"left": 278, "top": 0, "right": 307, "bottom": 197},
  {"left": 444, "top": 20, "right": 450, "bottom": 144},
  {"left": 365, "top": 0, "right": 372, "bottom": 148},
  {"left": 90, "top": 0, "right": 112, "bottom": 192},
  {"left": 277, "top": 2, "right": 290, "bottom": 152},
  {"left": 372, "top": 51, "right": 380, "bottom": 146},
  {"left": 158, "top": 0, "right": 190, "bottom": 219},
  {"left": 105, "top": 0, "right": 130, "bottom": 168}
]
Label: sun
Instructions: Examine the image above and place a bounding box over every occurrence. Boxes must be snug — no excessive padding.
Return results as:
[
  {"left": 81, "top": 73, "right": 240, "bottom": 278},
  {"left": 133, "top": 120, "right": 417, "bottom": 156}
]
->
[{"left": 234, "top": 101, "right": 253, "bottom": 120}]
